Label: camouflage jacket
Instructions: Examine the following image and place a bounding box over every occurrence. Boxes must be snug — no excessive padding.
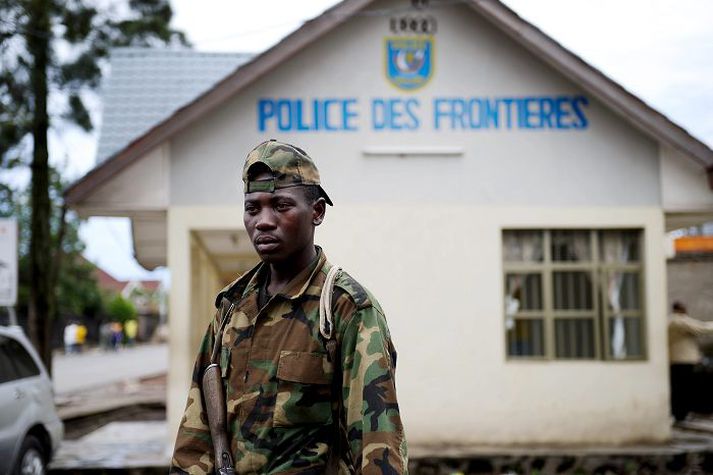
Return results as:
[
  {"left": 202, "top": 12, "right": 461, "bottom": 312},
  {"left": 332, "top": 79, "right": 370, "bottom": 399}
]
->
[{"left": 171, "top": 250, "right": 408, "bottom": 474}]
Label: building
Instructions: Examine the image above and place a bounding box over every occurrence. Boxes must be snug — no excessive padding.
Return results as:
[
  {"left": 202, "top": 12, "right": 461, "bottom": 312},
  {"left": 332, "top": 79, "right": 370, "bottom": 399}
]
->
[
  {"left": 66, "top": 0, "right": 713, "bottom": 448},
  {"left": 668, "top": 234, "right": 713, "bottom": 343}
]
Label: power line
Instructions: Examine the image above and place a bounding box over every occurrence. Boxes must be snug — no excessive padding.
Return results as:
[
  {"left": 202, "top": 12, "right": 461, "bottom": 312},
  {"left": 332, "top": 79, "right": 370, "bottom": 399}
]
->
[{"left": 191, "top": 0, "right": 464, "bottom": 45}]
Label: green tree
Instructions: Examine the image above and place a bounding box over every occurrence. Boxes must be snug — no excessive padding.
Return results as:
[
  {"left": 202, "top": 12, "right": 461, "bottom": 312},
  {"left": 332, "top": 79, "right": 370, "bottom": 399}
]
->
[
  {"left": 0, "top": 0, "right": 187, "bottom": 373},
  {"left": 106, "top": 294, "right": 137, "bottom": 324},
  {"left": 6, "top": 167, "right": 104, "bottom": 337}
]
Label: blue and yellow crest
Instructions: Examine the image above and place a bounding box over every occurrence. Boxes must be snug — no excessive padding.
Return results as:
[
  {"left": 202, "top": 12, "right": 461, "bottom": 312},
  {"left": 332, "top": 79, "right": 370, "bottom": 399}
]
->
[{"left": 385, "top": 36, "right": 434, "bottom": 91}]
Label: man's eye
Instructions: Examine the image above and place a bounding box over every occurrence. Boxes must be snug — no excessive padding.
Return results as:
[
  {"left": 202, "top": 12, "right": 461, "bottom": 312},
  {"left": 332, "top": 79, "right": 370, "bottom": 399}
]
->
[
  {"left": 275, "top": 202, "right": 292, "bottom": 211},
  {"left": 245, "top": 205, "right": 258, "bottom": 214}
]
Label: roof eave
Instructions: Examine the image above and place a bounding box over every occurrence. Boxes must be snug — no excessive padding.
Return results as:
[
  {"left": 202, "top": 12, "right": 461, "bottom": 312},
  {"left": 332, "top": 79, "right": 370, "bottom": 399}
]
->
[
  {"left": 467, "top": 0, "right": 713, "bottom": 172},
  {"left": 65, "top": 0, "right": 377, "bottom": 206},
  {"left": 65, "top": 0, "right": 713, "bottom": 206}
]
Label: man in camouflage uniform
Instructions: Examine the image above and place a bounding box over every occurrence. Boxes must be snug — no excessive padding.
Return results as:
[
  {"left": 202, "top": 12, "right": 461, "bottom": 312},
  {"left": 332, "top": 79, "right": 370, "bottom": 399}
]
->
[{"left": 171, "top": 140, "right": 408, "bottom": 474}]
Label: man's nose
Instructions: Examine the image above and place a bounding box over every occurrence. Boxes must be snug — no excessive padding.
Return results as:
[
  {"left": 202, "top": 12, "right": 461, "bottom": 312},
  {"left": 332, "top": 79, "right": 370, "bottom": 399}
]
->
[{"left": 255, "top": 208, "right": 277, "bottom": 230}]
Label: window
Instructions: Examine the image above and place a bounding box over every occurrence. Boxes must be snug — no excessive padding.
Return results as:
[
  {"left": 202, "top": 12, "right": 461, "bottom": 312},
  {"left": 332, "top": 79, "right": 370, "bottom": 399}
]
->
[
  {"left": 0, "top": 335, "right": 41, "bottom": 383},
  {"left": 503, "top": 229, "right": 645, "bottom": 360}
]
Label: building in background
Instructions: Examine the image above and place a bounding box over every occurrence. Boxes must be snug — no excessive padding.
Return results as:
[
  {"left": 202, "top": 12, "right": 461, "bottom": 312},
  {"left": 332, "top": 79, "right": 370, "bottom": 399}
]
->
[
  {"left": 66, "top": 0, "right": 713, "bottom": 448},
  {"left": 668, "top": 230, "right": 713, "bottom": 357}
]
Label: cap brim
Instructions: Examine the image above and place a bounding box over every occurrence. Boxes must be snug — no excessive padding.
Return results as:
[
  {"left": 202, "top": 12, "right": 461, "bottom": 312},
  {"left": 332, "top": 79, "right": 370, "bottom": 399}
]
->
[{"left": 319, "top": 186, "right": 333, "bottom": 206}]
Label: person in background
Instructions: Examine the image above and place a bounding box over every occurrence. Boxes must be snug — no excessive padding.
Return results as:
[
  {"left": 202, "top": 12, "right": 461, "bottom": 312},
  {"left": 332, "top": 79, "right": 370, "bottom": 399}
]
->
[
  {"left": 63, "top": 321, "right": 77, "bottom": 354},
  {"left": 75, "top": 322, "right": 88, "bottom": 353},
  {"left": 668, "top": 301, "right": 713, "bottom": 421},
  {"left": 124, "top": 318, "right": 138, "bottom": 347},
  {"left": 99, "top": 321, "right": 113, "bottom": 351},
  {"left": 110, "top": 321, "right": 124, "bottom": 350}
]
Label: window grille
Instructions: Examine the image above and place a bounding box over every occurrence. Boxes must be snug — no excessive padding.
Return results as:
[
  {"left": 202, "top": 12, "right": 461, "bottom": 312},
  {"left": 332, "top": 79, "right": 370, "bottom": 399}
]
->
[{"left": 503, "top": 229, "right": 645, "bottom": 361}]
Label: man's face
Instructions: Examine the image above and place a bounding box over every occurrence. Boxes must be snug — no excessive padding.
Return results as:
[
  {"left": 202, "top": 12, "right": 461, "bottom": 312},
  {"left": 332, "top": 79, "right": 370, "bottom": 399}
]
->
[{"left": 243, "top": 175, "right": 324, "bottom": 264}]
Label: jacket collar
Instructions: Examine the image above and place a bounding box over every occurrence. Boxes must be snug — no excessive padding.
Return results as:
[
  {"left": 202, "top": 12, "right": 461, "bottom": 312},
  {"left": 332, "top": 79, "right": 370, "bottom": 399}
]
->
[{"left": 241, "top": 246, "right": 328, "bottom": 301}]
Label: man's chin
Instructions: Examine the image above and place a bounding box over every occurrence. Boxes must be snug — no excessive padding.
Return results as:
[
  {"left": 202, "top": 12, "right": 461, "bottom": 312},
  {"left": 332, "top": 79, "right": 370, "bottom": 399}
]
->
[{"left": 256, "top": 250, "right": 283, "bottom": 263}]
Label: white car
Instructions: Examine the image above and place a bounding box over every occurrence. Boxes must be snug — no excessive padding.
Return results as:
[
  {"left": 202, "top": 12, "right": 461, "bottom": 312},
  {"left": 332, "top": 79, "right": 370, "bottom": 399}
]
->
[{"left": 0, "top": 325, "right": 63, "bottom": 475}]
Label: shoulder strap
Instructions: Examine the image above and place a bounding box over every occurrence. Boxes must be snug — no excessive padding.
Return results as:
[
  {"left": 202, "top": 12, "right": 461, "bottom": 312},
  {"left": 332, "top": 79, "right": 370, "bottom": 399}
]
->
[
  {"left": 322, "top": 266, "right": 356, "bottom": 474},
  {"left": 320, "top": 265, "right": 342, "bottom": 340}
]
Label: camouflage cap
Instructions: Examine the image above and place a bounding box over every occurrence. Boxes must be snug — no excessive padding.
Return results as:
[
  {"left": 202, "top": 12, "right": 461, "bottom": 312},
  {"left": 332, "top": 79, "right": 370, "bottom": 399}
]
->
[{"left": 242, "top": 139, "right": 333, "bottom": 206}]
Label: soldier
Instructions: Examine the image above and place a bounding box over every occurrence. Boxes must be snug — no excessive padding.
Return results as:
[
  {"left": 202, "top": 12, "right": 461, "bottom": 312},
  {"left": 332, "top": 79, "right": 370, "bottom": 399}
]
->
[{"left": 171, "top": 140, "right": 408, "bottom": 474}]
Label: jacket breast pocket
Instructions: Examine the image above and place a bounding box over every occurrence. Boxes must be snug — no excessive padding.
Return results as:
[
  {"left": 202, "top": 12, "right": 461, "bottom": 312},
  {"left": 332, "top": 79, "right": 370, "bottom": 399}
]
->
[{"left": 273, "top": 351, "right": 334, "bottom": 427}]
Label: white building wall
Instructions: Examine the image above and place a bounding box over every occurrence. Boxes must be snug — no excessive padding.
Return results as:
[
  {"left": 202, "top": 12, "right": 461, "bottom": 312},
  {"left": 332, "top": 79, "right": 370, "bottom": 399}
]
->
[
  {"left": 166, "top": 204, "right": 670, "bottom": 445},
  {"left": 319, "top": 205, "right": 669, "bottom": 444},
  {"left": 169, "top": 1, "right": 660, "bottom": 208},
  {"left": 81, "top": 143, "right": 169, "bottom": 215},
  {"left": 660, "top": 145, "right": 713, "bottom": 212}
]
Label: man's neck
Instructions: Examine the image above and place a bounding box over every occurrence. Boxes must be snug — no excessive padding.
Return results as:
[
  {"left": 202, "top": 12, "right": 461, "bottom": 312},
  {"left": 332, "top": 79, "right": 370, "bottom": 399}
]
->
[{"left": 266, "top": 245, "right": 318, "bottom": 294}]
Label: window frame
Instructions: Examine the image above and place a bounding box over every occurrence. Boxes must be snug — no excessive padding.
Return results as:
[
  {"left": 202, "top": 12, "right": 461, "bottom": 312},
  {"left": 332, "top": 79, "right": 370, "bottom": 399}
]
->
[{"left": 503, "top": 228, "right": 647, "bottom": 362}]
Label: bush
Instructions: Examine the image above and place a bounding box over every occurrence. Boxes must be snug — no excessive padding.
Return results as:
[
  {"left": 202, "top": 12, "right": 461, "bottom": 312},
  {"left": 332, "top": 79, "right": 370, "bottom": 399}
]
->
[{"left": 106, "top": 295, "right": 137, "bottom": 324}]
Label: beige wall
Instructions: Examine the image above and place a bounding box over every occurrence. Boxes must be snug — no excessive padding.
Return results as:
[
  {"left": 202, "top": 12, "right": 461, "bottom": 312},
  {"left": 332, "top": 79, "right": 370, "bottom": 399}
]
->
[
  {"left": 167, "top": 204, "right": 671, "bottom": 446},
  {"left": 167, "top": 207, "right": 231, "bottom": 446}
]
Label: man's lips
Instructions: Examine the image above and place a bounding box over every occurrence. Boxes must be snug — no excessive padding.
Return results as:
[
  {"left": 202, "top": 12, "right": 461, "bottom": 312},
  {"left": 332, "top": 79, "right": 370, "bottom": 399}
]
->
[
  {"left": 254, "top": 235, "right": 280, "bottom": 252},
  {"left": 255, "top": 235, "right": 279, "bottom": 244}
]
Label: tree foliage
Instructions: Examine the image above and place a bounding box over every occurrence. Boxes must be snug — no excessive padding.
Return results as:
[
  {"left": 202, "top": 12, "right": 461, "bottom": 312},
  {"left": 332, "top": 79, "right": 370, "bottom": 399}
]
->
[
  {"left": 0, "top": 0, "right": 187, "bottom": 373},
  {"left": 4, "top": 167, "right": 103, "bottom": 329},
  {"left": 106, "top": 294, "right": 137, "bottom": 324},
  {"left": 0, "top": 0, "right": 187, "bottom": 158}
]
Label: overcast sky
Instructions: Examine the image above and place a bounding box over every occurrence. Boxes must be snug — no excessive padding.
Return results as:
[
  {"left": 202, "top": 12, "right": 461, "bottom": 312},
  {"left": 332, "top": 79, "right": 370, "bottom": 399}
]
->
[{"left": 71, "top": 0, "right": 713, "bottom": 281}]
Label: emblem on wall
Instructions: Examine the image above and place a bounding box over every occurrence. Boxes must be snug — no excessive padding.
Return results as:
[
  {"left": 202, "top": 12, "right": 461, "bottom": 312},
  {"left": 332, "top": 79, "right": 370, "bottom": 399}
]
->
[{"left": 385, "top": 36, "right": 434, "bottom": 91}]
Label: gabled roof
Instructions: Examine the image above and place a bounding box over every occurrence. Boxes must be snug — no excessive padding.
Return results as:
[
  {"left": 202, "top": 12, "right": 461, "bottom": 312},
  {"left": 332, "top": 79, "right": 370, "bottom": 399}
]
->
[
  {"left": 93, "top": 265, "right": 163, "bottom": 294},
  {"left": 96, "top": 48, "right": 253, "bottom": 163},
  {"left": 66, "top": 0, "right": 713, "bottom": 204},
  {"left": 93, "top": 266, "right": 126, "bottom": 293}
]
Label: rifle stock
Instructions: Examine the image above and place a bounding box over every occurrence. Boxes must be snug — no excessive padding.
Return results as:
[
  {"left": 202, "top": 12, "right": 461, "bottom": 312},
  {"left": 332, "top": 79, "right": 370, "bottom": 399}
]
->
[{"left": 203, "top": 363, "right": 236, "bottom": 475}]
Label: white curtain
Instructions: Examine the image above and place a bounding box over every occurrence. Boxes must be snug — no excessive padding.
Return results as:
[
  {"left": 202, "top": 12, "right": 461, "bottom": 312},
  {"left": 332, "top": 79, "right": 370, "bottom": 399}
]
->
[
  {"left": 602, "top": 232, "right": 629, "bottom": 359},
  {"left": 504, "top": 275, "right": 521, "bottom": 330},
  {"left": 503, "top": 232, "right": 540, "bottom": 330}
]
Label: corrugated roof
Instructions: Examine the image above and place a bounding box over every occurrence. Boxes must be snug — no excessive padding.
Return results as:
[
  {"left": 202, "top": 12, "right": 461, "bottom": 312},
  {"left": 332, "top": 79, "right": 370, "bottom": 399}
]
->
[{"left": 96, "top": 48, "right": 253, "bottom": 163}]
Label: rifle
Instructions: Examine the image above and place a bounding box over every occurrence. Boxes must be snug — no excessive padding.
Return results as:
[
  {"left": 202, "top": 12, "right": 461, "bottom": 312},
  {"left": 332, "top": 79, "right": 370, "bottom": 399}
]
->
[{"left": 204, "top": 300, "right": 236, "bottom": 475}]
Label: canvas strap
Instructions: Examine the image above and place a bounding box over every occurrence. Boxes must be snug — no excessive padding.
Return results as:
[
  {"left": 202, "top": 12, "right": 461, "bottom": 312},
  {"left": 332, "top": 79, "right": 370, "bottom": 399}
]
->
[{"left": 322, "top": 266, "right": 356, "bottom": 474}]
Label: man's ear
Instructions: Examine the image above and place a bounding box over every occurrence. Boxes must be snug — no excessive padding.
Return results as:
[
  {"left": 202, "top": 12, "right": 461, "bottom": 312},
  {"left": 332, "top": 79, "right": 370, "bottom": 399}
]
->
[{"left": 312, "top": 198, "right": 326, "bottom": 226}]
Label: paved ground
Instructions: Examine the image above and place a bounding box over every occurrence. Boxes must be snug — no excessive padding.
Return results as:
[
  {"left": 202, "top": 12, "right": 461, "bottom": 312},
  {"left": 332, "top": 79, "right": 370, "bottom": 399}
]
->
[
  {"left": 48, "top": 345, "right": 713, "bottom": 472},
  {"left": 56, "top": 374, "right": 165, "bottom": 422},
  {"left": 52, "top": 343, "right": 168, "bottom": 395},
  {"left": 50, "top": 413, "right": 713, "bottom": 472},
  {"left": 51, "top": 421, "right": 171, "bottom": 470}
]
